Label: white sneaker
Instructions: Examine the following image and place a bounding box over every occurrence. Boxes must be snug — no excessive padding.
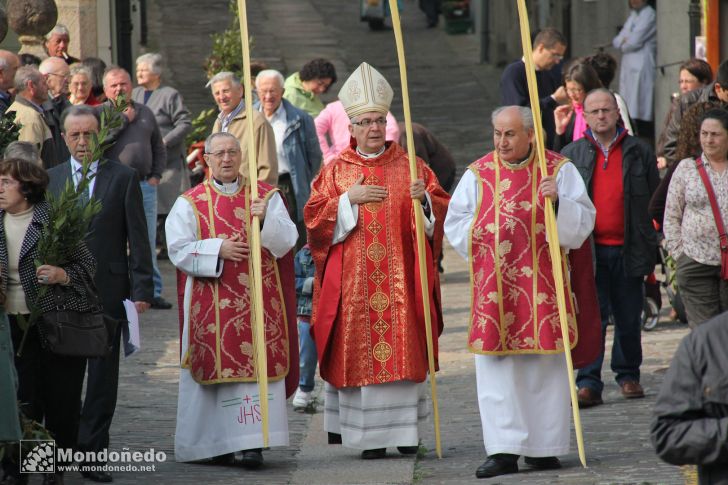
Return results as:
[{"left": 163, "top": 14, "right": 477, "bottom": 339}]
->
[{"left": 292, "top": 389, "right": 312, "bottom": 409}]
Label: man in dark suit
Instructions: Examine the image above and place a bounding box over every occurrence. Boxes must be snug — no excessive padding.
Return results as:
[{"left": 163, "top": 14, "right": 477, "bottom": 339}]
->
[{"left": 47, "top": 105, "right": 153, "bottom": 483}]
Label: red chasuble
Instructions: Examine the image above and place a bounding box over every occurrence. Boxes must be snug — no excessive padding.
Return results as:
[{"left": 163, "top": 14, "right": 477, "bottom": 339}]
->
[
  {"left": 305, "top": 142, "right": 450, "bottom": 389},
  {"left": 179, "top": 180, "right": 296, "bottom": 388},
  {"left": 467, "top": 149, "right": 578, "bottom": 355}
]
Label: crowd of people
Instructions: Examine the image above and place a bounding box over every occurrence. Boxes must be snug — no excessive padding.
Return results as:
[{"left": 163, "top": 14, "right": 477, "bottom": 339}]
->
[
  {"left": 496, "top": 1, "right": 727, "bottom": 481},
  {"left": 1, "top": 0, "right": 727, "bottom": 483},
  {"left": 0, "top": 20, "right": 459, "bottom": 485}
]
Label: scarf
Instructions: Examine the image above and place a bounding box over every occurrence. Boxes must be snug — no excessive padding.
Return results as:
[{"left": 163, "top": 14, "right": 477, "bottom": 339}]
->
[{"left": 572, "top": 103, "right": 587, "bottom": 142}]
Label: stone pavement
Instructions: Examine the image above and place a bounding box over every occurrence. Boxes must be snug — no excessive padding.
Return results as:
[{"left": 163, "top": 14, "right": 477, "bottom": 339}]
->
[
  {"left": 415, "top": 248, "right": 688, "bottom": 485},
  {"left": 49, "top": 0, "right": 691, "bottom": 483},
  {"left": 53, "top": 248, "right": 688, "bottom": 485}
]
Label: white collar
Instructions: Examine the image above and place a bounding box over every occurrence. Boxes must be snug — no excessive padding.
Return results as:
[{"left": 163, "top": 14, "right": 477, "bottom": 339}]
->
[
  {"left": 520, "top": 57, "right": 544, "bottom": 72},
  {"left": 356, "top": 145, "right": 386, "bottom": 159},
  {"left": 70, "top": 157, "right": 99, "bottom": 173},
  {"left": 261, "top": 101, "right": 286, "bottom": 121},
  {"left": 212, "top": 177, "right": 240, "bottom": 194}
]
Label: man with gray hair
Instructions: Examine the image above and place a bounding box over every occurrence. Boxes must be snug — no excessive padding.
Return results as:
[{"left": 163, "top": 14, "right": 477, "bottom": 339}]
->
[
  {"left": 101, "top": 66, "right": 169, "bottom": 312},
  {"left": 39, "top": 56, "right": 72, "bottom": 165},
  {"left": 305, "top": 62, "right": 449, "bottom": 461},
  {"left": 47, "top": 104, "right": 153, "bottom": 483},
  {"left": 166, "top": 130, "right": 298, "bottom": 468},
  {"left": 132, "top": 52, "right": 192, "bottom": 261},
  {"left": 45, "top": 23, "right": 79, "bottom": 64},
  {"left": 254, "top": 69, "right": 321, "bottom": 248},
  {"left": 0, "top": 50, "right": 20, "bottom": 115},
  {"left": 445, "top": 105, "right": 595, "bottom": 478},
  {"left": 6, "top": 65, "right": 54, "bottom": 167},
  {"left": 209, "top": 71, "right": 278, "bottom": 185}
]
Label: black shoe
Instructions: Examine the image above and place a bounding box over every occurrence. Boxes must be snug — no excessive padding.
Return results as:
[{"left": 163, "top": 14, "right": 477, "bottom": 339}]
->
[
  {"left": 151, "top": 296, "right": 173, "bottom": 310},
  {"left": 397, "top": 446, "right": 419, "bottom": 455},
  {"left": 238, "top": 449, "right": 263, "bottom": 469},
  {"left": 361, "top": 448, "right": 386, "bottom": 459},
  {"left": 80, "top": 469, "right": 112, "bottom": 482},
  {"left": 328, "top": 432, "right": 342, "bottom": 444},
  {"left": 524, "top": 456, "right": 562, "bottom": 470},
  {"left": 475, "top": 454, "right": 519, "bottom": 478},
  {"left": 208, "top": 453, "right": 233, "bottom": 465}
]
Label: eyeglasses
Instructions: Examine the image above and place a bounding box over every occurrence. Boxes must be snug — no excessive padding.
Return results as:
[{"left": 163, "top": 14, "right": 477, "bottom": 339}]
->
[
  {"left": 46, "top": 72, "right": 69, "bottom": 81},
  {"left": 207, "top": 149, "right": 240, "bottom": 158},
  {"left": 351, "top": 117, "right": 387, "bottom": 128},
  {"left": 584, "top": 108, "right": 615, "bottom": 116},
  {"left": 547, "top": 49, "right": 564, "bottom": 62},
  {"left": 66, "top": 132, "right": 95, "bottom": 142}
]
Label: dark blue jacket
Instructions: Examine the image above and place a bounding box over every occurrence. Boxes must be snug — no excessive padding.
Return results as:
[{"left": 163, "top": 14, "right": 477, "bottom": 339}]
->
[
  {"left": 500, "top": 59, "right": 562, "bottom": 150},
  {"left": 254, "top": 99, "right": 322, "bottom": 221},
  {"left": 294, "top": 245, "right": 314, "bottom": 317}
]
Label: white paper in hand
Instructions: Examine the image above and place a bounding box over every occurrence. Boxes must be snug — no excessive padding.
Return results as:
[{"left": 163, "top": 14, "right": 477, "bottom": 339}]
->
[{"left": 122, "top": 299, "right": 141, "bottom": 357}]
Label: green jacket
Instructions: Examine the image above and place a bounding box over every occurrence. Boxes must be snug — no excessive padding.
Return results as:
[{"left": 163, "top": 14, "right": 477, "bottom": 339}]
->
[
  {"left": 0, "top": 309, "right": 20, "bottom": 441},
  {"left": 283, "top": 72, "right": 325, "bottom": 118}
]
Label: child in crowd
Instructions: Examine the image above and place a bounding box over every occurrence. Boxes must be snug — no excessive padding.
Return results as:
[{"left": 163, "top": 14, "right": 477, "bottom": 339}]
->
[{"left": 293, "top": 244, "right": 317, "bottom": 409}]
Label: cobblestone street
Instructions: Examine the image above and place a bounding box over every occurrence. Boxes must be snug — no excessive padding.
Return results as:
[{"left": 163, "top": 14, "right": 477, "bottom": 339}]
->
[{"left": 49, "top": 0, "right": 691, "bottom": 483}]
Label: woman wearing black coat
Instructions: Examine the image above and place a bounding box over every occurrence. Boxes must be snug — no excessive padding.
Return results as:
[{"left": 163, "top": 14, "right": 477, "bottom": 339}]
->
[{"left": 0, "top": 158, "right": 96, "bottom": 485}]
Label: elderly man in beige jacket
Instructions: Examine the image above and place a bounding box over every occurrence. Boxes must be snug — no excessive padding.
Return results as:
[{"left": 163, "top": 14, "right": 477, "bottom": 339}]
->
[
  {"left": 209, "top": 71, "right": 277, "bottom": 185},
  {"left": 6, "top": 66, "right": 54, "bottom": 167}
]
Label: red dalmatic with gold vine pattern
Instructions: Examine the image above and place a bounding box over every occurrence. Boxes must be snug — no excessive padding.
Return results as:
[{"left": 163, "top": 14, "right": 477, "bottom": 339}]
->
[
  {"left": 467, "top": 149, "right": 578, "bottom": 355},
  {"left": 180, "top": 180, "right": 290, "bottom": 385}
]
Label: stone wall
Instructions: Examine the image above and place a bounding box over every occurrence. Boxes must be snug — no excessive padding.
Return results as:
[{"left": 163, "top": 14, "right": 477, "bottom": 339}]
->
[
  {"left": 654, "top": 0, "right": 692, "bottom": 143},
  {"left": 569, "top": 0, "right": 628, "bottom": 60},
  {"left": 55, "top": 0, "right": 98, "bottom": 60}
]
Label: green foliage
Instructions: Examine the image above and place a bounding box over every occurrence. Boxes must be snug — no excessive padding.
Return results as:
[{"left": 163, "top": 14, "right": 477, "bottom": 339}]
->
[
  {"left": 186, "top": 108, "right": 217, "bottom": 147},
  {"left": 36, "top": 96, "right": 127, "bottom": 266},
  {"left": 204, "top": 0, "right": 249, "bottom": 79},
  {"left": 15, "top": 95, "right": 128, "bottom": 355},
  {"left": 187, "top": 0, "right": 255, "bottom": 147},
  {"left": 0, "top": 116, "right": 22, "bottom": 154},
  {"left": 0, "top": 408, "right": 54, "bottom": 464},
  {"left": 0, "top": 97, "right": 123, "bottom": 458}
]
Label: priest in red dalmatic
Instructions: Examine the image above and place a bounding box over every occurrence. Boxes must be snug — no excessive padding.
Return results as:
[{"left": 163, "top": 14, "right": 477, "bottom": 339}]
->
[
  {"left": 304, "top": 62, "right": 450, "bottom": 459},
  {"left": 445, "top": 106, "right": 596, "bottom": 479},
  {"left": 166, "top": 132, "right": 299, "bottom": 468}
]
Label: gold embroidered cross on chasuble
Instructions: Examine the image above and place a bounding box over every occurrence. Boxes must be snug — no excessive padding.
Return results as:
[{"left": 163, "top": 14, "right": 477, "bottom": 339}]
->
[{"left": 305, "top": 142, "right": 450, "bottom": 389}]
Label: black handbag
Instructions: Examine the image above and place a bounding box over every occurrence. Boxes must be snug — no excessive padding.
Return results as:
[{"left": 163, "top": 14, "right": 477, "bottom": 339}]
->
[{"left": 37, "top": 281, "right": 118, "bottom": 358}]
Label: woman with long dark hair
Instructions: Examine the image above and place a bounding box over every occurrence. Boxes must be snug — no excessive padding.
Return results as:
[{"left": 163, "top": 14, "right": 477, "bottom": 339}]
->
[{"left": 664, "top": 109, "right": 728, "bottom": 327}]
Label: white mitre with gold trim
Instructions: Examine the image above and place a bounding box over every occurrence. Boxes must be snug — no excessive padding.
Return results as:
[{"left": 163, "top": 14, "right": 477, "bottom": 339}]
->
[{"left": 338, "top": 62, "right": 393, "bottom": 118}]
